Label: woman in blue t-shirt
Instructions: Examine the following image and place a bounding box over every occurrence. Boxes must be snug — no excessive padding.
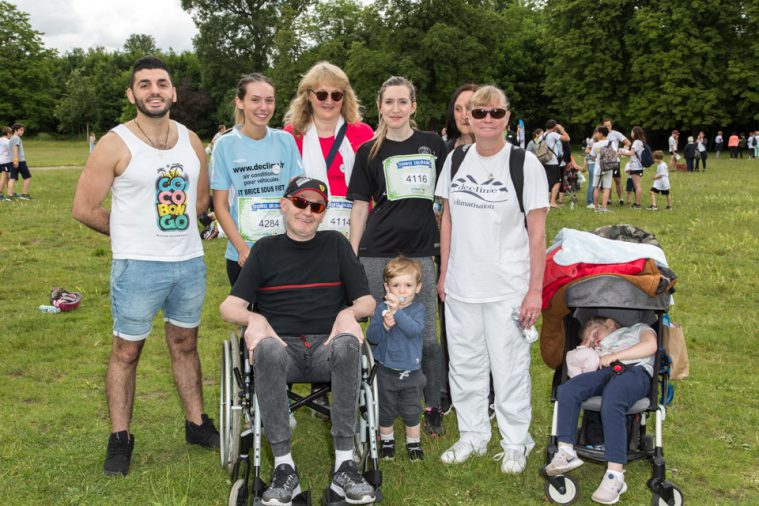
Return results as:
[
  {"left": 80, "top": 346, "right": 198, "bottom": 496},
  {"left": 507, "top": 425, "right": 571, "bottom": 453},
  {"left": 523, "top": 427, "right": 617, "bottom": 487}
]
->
[{"left": 211, "top": 73, "right": 304, "bottom": 285}]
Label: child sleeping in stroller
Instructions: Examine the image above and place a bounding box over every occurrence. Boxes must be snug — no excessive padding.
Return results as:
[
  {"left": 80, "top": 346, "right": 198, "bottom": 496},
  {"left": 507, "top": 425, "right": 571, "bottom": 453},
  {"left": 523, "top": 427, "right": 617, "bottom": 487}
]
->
[{"left": 544, "top": 317, "right": 658, "bottom": 504}]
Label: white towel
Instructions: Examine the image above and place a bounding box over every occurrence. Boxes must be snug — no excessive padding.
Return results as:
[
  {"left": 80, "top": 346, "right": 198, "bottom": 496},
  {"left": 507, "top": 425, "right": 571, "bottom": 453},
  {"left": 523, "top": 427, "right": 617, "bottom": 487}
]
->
[{"left": 301, "top": 116, "right": 356, "bottom": 191}]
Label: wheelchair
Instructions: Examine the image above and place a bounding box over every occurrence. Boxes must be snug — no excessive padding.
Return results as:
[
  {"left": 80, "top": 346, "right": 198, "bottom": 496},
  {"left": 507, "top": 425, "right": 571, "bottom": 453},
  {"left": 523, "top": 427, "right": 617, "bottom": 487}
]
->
[{"left": 220, "top": 332, "right": 383, "bottom": 505}]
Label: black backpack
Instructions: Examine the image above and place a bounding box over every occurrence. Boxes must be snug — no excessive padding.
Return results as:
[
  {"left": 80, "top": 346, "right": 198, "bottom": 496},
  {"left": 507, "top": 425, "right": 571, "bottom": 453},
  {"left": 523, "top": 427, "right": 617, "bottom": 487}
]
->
[
  {"left": 639, "top": 142, "right": 654, "bottom": 168},
  {"left": 449, "top": 144, "right": 527, "bottom": 218}
]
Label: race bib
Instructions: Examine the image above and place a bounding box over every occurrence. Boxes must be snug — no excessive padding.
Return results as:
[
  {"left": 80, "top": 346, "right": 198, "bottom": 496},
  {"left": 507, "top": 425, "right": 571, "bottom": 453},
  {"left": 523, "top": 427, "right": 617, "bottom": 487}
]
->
[
  {"left": 318, "top": 197, "right": 352, "bottom": 238},
  {"left": 238, "top": 197, "right": 284, "bottom": 242},
  {"left": 383, "top": 154, "right": 436, "bottom": 201}
]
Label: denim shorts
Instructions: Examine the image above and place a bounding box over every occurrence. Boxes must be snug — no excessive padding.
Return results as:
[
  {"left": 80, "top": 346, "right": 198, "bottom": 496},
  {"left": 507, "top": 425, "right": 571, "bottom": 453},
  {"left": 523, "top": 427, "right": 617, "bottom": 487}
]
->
[{"left": 110, "top": 256, "right": 206, "bottom": 340}]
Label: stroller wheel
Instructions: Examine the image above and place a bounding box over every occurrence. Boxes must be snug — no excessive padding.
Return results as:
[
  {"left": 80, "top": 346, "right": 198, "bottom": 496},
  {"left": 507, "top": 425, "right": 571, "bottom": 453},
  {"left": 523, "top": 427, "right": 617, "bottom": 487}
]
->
[
  {"left": 651, "top": 484, "right": 683, "bottom": 506},
  {"left": 228, "top": 478, "right": 247, "bottom": 506},
  {"left": 544, "top": 475, "right": 579, "bottom": 504}
]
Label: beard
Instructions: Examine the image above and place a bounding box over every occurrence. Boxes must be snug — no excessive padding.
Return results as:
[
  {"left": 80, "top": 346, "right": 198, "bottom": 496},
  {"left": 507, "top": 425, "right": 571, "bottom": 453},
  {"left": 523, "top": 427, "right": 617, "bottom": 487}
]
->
[{"left": 134, "top": 95, "right": 173, "bottom": 118}]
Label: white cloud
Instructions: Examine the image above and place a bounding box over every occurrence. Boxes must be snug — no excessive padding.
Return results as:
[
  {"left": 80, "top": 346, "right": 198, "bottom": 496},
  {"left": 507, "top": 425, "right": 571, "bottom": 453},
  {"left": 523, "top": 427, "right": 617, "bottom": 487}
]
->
[{"left": 13, "top": 0, "right": 198, "bottom": 54}]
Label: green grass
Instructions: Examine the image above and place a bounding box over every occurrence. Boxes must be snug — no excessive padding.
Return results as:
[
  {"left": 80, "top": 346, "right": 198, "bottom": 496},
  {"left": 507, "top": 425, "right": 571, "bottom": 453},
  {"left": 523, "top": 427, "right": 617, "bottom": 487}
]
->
[
  {"left": 1, "top": 145, "right": 758, "bottom": 505},
  {"left": 21, "top": 138, "right": 92, "bottom": 166}
]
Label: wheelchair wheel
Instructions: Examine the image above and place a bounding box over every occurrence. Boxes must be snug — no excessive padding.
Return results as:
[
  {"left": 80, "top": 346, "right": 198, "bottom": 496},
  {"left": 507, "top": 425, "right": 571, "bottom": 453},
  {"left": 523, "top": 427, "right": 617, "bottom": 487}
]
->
[
  {"left": 228, "top": 478, "right": 247, "bottom": 506},
  {"left": 544, "top": 475, "right": 579, "bottom": 505},
  {"left": 220, "top": 337, "right": 243, "bottom": 473},
  {"left": 651, "top": 484, "right": 683, "bottom": 506}
]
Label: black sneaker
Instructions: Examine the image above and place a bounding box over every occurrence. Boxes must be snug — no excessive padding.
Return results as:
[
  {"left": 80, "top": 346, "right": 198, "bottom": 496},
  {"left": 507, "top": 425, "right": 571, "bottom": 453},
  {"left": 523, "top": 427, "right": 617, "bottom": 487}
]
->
[
  {"left": 18, "top": 194, "right": 32, "bottom": 200},
  {"left": 104, "top": 431, "right": 134, "bottom": 476},
  {"left": 379, "top": 439, "right": 395, "bottom": 460},
  {"left": 331, "top": 460, "right": 376, "bottom": 504},
  {"left": 423, "top": 406, "right": 445, "bottom": 436},
  {"left": 262, "top": 463, "right": 301, "bottom": 506},
  {"left": 185, "top": 413, "right": 220, "bottom": 449},
  {"left": 407, "top": 442, "right": 424, "bottom": 461}
]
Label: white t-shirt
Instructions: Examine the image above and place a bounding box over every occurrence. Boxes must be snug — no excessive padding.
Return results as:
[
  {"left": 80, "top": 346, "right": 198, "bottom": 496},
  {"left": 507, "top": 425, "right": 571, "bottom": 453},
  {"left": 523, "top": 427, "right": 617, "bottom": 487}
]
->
[
  {"left": 653, "top": 162, "right": 670, "bottom": 191},
  {"left": 543, "top": 131, "right": 562, "bottom": 165},
  {"left": 606, "top": 130, "right": 627, "bottom": 161},
  {"left": 715, "top": 134, "right": 723, "bottom": 145},
  {"left": 0, "top": 137, "right": 11, "bottom": 164},
  {"left": 435, "top": 144, "right": 549, "bottom": 303},
  {"left": 668, "top": 136, "right": 678, "bottom": 153},
  {"left": 697, "top": 139, "right": 707, "bottom": 152},
  {"left": 628, "top": 139, "right": 644, "bottom": 170}
]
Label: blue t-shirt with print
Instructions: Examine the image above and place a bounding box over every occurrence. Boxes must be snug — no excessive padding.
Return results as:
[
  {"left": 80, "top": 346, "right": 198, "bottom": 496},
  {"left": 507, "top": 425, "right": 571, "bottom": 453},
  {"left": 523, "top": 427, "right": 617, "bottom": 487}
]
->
[{"left": 211, "top": 126, "right": 304, "bottom": 261}]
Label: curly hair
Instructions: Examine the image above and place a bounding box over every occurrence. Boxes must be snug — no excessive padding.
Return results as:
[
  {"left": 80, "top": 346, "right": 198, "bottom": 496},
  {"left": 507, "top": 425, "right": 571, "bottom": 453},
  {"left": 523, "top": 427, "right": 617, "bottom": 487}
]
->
[{"left": 282, "top": 61, "right": 362, "bottom": 136}]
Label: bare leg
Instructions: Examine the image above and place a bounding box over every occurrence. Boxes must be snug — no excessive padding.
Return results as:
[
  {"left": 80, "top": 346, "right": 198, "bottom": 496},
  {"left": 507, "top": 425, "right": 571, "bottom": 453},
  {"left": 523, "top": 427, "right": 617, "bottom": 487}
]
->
[
  {"left": 613, "top": 176, "right": 622, "bottom": 201},
  {"left": 106, "top": 337, "right": 145, "bottom": 433},
  {"left": 550, "top": 183, "right": 560, "bottom": 206},
  {"left": 165, "top": 322, "right": 204, "bottom": 424},
  {"left": 22, "top": 177, "right": 30, "bottom": 194},
  {"left": 632, "top": 174, "right": 642, "bottom": 206}
]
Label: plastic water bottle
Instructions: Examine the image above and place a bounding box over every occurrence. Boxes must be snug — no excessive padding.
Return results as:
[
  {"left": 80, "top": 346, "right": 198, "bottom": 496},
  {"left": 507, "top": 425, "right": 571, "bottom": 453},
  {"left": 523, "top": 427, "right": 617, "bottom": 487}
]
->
[
  {"left": 512, "top": 310, "right": 539, "bottom": 343},
  {"left": 38, "top": 305, "right": 61, "bottom": 313}
]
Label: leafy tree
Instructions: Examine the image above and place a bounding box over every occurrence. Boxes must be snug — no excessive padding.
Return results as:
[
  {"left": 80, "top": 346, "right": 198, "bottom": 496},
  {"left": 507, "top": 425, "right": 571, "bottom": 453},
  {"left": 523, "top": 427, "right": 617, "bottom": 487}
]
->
[
  {"left": 0, "top": 0, "right": 58, "bottom": 131},
  {"left": 181, "top": 0, "right": 314, "bottom": 123}
]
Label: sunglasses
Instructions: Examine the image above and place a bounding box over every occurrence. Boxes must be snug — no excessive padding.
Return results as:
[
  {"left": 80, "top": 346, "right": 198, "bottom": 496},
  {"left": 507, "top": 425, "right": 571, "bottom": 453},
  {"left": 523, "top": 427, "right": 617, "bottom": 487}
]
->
[
  {"left": 470, "top": 108, "right": 508, "bottom": 120},
  {"left": 310, "top": 89, "right": 344, "bottom": 102},
  {"left": 287, "top": 195, "right": 327, "bottom": 214}
]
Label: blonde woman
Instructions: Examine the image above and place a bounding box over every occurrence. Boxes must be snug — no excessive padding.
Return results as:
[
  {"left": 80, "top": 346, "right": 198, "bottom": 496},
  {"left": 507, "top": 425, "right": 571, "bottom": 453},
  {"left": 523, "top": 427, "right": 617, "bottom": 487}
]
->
[
  {"left": 284, "top": 62, "right": 373, "bottom": 238},
  {"left": 435, "top": 85, "right": 548, "bottom": 474},
  {"left": 347, "top": 76, "right": 448, "bottom": 436}
]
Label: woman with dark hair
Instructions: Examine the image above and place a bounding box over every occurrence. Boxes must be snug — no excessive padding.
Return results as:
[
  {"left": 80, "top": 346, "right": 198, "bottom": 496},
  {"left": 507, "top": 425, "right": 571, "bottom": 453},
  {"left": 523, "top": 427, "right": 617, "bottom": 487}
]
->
[
  {"left": 211, "top": 73, "right": 304, "bottom": 285},
  {"left": 348, "top": 76, "right": 448, "bottom": 436},
  {"left": 620, "top": 125, "right": 647, "bottom": 208},
  {"left": 443, "top": 84, "right": 479, "bottom": 151}
]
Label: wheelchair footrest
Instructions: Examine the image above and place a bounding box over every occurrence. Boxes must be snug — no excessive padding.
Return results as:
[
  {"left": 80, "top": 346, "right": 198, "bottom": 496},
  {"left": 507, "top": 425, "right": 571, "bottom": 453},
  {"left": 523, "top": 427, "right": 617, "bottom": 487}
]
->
[{"left": 321, "top": 486, "right": 381, "bottom": 505}]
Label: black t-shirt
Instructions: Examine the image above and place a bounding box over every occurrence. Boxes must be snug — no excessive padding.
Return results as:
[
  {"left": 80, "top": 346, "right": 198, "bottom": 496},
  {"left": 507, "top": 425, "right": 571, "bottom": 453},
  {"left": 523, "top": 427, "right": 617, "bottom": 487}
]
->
[
  {"left": 230, "top": 231, "right": 370, "bottom": 336},
  {"left": 347, "top": 130, "right": 447, "bottom": 257}
]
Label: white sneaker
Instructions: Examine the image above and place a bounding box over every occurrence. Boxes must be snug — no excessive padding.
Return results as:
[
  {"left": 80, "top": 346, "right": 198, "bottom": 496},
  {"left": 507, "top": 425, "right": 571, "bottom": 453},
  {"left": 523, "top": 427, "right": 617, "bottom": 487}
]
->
[
  {"left": 494, "top": 448, "right": 526, "bottom": 474},
  {"left": 544, "top": 447, "right": 584, "bottom": 476},
  {"left": 440, "top": 439, "right": 487, "bottom": 464},
  {"left": 586, "top": 204, "right": 596, "bottom": 209},
  {"left": 591, "top": 471, "right": 628, "bottom": 504}
]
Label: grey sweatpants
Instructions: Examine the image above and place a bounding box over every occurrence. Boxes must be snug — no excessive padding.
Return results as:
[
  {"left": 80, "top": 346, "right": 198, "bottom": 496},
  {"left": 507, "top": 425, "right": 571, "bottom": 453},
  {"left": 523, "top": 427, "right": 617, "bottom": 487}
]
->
[{"left": 360, "top": 256, "right": 442, "bottom": 408}]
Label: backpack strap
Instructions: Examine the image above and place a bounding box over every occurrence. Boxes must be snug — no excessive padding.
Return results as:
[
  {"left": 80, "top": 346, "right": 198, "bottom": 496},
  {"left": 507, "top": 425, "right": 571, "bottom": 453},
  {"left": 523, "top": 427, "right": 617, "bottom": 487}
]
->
[
  {"left": 324, "top": 122, "right": 347, "bottom": 169},
  {"left": 449, "top": 143, "right": 471, "bottom": 180},
  {"left": 509, "top": 144, "right": 527, "bottom": 219}
]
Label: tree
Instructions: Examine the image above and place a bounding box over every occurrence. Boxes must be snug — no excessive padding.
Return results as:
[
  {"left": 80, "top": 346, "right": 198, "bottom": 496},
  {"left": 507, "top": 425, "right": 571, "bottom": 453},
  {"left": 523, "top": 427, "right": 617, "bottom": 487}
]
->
[
  {"left": 181, "top": 0, "right": 314, "bottom": 122},
  {"left": 0, "top": 0, "right": 58, "bottom": 131}
]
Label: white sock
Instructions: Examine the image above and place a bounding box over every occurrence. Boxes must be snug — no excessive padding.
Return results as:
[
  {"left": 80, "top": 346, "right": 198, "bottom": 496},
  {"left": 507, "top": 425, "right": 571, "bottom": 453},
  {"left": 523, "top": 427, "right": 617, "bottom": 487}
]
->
[
  {"left": 380, "top": 432, "right": 394, "bottom": 442},
  {"left": 558, "top": 443, "right": 577, "bottom": 458},
  {"left": 406, "top": 435, "right": 420, "bottom": 445},
  {"left": 607, "top": 469, "right": 625, "bottom": 481},
  {"left": 334, "top": 449, "right": 353, "bottom": 472},
  {"left": 274, "top": 453, "right": 295, "bottom": 469}
]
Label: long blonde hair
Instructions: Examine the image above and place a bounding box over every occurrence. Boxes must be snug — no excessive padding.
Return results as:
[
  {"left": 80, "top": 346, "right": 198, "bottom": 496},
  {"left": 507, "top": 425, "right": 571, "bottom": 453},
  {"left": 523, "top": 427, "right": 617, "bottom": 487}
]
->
[
  {"left": 368, "top": 76, "right": 417, "bottom": 160},
  {"left": 283, "top": 61, "right": 362, "bottom": 136},
  {"left": 233, "top": 73, "right": 275, "bottom": 125}
]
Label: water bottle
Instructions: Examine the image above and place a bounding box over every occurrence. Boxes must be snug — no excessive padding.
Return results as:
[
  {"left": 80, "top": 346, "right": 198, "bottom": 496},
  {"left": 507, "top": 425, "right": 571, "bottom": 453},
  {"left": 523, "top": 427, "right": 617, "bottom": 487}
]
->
[
  {"left": 512, "top": 310, "right": 539, "bottom": 344},
  {"left": 38, "top": 305, "right": 61, "bottom": 313}
]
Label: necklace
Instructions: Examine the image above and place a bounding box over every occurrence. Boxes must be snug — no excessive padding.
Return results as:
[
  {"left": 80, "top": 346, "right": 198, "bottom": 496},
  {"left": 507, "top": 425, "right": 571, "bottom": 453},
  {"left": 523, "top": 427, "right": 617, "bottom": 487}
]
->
[
  {"left": 475, "top": 145, "right": 504, "bottom": 179},
  {"left": 134, "top": 118, "right": 170, "bottom": 150}
]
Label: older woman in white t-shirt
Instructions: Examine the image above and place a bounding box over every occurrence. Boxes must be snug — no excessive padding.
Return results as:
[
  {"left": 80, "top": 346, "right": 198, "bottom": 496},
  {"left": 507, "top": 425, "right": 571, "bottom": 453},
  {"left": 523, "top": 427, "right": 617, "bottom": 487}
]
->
[{"left": 434, "top": 85, "right": 549, "bottom": 475}]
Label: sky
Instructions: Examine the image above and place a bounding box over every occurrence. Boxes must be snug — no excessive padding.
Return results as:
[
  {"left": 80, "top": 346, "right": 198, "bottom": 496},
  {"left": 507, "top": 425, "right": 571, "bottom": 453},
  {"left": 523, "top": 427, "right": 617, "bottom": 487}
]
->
[{"left": 14, "top": 0, "right": 199, "bottom": 54}]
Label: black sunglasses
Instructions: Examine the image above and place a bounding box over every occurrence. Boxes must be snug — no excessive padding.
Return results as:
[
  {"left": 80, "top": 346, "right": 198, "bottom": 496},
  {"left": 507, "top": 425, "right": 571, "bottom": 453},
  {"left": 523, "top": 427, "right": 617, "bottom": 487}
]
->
[
  {"left": 470, "top": 108, "right": 508, "bottom": 120},
  {"left": 310, "top": 89, "right": 344, "bottom": 102},
  {"left": 287, "top": 195, "right": 327, "bottom": 214}
]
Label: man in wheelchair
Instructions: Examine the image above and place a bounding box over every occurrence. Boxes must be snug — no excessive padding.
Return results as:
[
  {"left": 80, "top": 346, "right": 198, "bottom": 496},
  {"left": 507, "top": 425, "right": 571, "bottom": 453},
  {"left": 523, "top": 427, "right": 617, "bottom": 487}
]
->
[{"left": 220, "top": 177, "right": 377, "bottom": 505}]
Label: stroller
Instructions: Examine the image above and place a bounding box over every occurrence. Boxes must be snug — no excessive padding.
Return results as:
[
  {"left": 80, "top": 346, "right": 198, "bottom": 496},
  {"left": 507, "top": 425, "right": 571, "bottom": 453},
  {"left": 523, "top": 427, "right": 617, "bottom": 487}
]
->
[{"left": 538, "top": 227, "right": 683, "bottom": 505}]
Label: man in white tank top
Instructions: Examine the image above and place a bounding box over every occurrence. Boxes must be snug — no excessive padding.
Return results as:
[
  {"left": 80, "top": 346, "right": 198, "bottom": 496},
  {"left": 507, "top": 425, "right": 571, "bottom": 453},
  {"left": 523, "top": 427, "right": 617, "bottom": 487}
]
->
[{"left": 72, "top": 56, "right": 214, "bottom": 476}]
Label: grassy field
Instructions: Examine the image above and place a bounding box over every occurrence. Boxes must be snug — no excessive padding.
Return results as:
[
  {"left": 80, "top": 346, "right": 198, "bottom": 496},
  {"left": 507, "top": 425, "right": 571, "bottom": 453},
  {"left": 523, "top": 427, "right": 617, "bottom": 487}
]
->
[{"left": 1, "top": 145, "right": 758, "bottom": 505}]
